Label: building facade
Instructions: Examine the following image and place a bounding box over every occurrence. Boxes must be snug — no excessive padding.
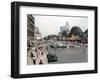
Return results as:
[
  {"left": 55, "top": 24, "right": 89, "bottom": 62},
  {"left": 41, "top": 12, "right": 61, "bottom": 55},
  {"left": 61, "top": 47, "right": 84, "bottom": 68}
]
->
[
  {"left": 60, "top": 22, "right": 70, "bottom": 40},
  {"left": 34, "top": 27, "right": 42, "bottom": 41},
  {"left": 60, "top": 22, "right": 70, "bottom": 33},
  {"left": 27, "top": 14, "right": 35, "bottom": 40}
]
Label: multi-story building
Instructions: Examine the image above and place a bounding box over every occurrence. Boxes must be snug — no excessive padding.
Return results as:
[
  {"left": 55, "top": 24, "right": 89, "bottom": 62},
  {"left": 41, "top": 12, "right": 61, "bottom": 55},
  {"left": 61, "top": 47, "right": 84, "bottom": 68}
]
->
[
  {"left": 27, "top": 14, "right": 35, "bottom": 40},
  {"left": 60, "top": 22, "right": 70, "bottom": 33},
  {"left": 27, "top": 14, "right": 42, "bottom": 41},
  {"left": 60, "top": 22, "right": 70, "bottom": 40},
  {"left": 34, "top": 27, "right": 42, "bottom": 41}
]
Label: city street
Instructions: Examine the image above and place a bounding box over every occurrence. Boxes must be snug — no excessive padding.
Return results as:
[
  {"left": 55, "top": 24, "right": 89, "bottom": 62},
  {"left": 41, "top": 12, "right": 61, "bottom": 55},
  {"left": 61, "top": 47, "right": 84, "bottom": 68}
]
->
[
  {"left": 27, "top": 40, "right": 88, "bottom": 65},
  {"left": 27, "top": 14, "right": 88, "bottom": 65},
  {"left": 46, "top": 42, "right": 88, "bottom": 64}
]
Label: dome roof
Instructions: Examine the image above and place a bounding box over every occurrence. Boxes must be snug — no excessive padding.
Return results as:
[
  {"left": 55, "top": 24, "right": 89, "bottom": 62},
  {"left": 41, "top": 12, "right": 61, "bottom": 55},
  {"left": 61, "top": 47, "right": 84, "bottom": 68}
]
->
[
  {"left": 69, "top": 26, "right": 84, "bottom": 38},
  {"left": 84, "top": 29, "right": 88, "bottom": 38},
  {"left": 84, "top": 29, "right": 88, "bottom": 34}
]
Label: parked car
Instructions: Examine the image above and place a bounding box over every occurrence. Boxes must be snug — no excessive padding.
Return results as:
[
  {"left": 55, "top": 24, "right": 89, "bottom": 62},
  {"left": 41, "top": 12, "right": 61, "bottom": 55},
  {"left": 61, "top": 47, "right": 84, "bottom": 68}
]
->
[
  {"left": 54, "top": 42, "right": 67, "bottom": 48},
  {"left": 47, "top": 52, "right": 58, "bottom": 62},
  {"left": 50, "top": 44, "right": 56, "bottom": 48}
]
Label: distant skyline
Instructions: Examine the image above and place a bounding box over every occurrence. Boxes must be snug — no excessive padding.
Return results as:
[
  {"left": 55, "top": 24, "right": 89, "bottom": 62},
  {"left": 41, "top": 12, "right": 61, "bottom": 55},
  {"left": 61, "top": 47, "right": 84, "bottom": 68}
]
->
[{"left": 33, "top": 15, "right": 88, "bottom": 38}]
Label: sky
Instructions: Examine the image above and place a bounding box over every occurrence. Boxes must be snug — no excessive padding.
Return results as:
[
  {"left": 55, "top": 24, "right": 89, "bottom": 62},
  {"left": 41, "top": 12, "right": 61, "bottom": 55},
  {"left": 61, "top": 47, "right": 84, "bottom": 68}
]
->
[{"left": 33, "top": 15, "right": 88, "bottom": 38}]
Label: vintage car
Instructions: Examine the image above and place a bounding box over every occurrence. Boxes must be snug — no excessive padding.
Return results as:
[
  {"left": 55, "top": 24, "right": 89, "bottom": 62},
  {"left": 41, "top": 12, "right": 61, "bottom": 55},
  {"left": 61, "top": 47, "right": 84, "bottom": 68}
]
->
[
  {"left": 50, "top": 42, "right": 67, "bottom": 49},
  {"left": 47, "top": 52, "right": 58, "bottom": 62}
]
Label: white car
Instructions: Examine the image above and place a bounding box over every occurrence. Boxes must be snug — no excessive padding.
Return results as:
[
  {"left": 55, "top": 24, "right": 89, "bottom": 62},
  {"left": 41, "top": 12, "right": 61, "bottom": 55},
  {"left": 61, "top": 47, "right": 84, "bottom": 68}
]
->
[{"left": 53, "top": 42, "right": 67, "bottom": 48}]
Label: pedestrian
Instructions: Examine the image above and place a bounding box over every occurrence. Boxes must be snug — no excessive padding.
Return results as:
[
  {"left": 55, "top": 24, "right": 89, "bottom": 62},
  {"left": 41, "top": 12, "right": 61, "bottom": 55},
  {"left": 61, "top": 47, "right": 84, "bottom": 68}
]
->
[
  {"left": 41, "top": 52, "right": 43, "bottom": 55},
  {"left": 39, "top": 60, "right": 43, "bottom": 64},
  {"left": 46, "top": 47, "right": 48, "bottom": 51},
  {"left": 30, "top": 47, "right": 37, "bottom": 65}
]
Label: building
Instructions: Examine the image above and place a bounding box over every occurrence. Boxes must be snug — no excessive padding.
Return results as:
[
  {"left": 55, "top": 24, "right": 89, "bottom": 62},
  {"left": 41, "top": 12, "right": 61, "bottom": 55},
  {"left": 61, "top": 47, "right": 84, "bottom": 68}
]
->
[
  {"left": 36, "top": 32, "right": 42, "bottom": 40},
  {"left": 34, "top": 27, "right": 42, "bottom": 40},
  {"left": 60, "top": 22, "right": 70, "bottom": 33},
  {"left": 27, "top": 15, "right": 48, "bottom": 65},
  {"left": 27, "top": 14, "right": 35, "bottom": 40},
  {"left": 27, "top": 15, "right": 42, "bottom": 40},
  {"left": 69, "top": 26, "right": 84, "bottom": 39},
  {"left": 47, "top": 34, "right": 58, "bottom": 40},
  {"left": 70, "top": 34, "right": 80, "bottom": 40},
  {"left": 60, "top": 22, "right": 70, "bottom": 40}
]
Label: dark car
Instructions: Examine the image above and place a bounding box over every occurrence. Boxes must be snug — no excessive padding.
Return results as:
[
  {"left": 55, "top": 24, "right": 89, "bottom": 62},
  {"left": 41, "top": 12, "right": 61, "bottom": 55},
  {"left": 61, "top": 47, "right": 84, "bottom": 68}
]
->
[
  {"left": 47, "top": 52, "right": 58, "bottom": 62},
  {"left": 56, "top": 45, "right": 66, "bottom": 48},
  {"left": 50, "top": 45, "right": 56, "bottom": 48}
]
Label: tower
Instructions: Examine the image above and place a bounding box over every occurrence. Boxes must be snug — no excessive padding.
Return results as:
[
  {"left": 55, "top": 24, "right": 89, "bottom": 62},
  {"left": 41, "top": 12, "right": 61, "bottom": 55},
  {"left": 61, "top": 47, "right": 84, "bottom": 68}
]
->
[
  {"left": 60, "top": 22, "right": 70, "bottom": 39},
  {"left": 66, "top": 22, "right": 70, "bottom": 34}
]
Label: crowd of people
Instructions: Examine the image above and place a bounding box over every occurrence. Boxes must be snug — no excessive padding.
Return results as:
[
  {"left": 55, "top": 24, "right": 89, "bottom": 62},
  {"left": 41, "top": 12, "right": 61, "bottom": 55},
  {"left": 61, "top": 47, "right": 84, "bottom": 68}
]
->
[{"left": 28, "top": 41, "right": 48, "bottom": 65}]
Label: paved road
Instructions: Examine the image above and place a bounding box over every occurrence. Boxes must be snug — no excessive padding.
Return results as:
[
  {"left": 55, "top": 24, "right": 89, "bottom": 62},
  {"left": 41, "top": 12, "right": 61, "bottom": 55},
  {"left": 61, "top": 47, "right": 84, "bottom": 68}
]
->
[
  {"left": 48, "top": 47, "right": 88, "bottom": 64},
  {"left": 27, "top": 40, "right": 88, "bottom": 65}
]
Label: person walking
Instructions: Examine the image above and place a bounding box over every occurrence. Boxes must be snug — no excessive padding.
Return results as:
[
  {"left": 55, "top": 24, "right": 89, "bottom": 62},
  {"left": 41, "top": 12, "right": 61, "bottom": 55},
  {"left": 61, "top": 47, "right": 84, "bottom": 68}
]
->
[
  {"left": 30, "top": 47, "right": 37, "bottom": 65},
  {"left": 39, "top": 60, "right": 43, "bottom": 64}
]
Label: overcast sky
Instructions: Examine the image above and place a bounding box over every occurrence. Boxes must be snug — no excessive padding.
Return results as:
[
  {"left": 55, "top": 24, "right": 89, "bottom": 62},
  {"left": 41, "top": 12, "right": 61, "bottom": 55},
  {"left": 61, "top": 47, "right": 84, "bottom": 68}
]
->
[{"left": 33, "top": 15, "right": 88, "bottom": 38}]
